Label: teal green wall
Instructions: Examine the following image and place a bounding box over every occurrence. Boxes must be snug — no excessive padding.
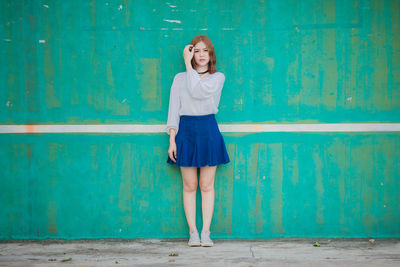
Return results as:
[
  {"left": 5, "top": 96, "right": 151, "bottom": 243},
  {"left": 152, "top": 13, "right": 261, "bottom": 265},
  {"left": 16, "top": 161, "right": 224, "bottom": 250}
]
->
[{"left": 0, "top": 0, "right": 399, "bottom": 239}]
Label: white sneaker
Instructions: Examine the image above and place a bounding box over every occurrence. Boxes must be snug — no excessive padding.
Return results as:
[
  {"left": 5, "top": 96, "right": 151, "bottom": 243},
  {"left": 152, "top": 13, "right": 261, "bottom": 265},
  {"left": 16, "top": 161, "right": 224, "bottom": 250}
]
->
[
  {"left": 188, "top": 229, "right": 201, "bottom": 247},
  {"left": 200, "top": 230, "right": 214, "bottom": 247}
]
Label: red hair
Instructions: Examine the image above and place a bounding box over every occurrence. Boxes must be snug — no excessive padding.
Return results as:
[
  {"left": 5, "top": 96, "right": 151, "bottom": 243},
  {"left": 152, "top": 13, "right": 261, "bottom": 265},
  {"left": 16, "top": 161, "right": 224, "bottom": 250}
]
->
[{"left": 190, "top": 35, "right": 218, "bottom": 74}]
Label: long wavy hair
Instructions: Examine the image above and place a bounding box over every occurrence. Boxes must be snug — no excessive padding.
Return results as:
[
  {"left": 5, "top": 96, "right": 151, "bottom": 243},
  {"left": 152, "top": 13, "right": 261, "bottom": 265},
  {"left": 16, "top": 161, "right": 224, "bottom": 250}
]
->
[{"left": 190, "top": 35, "right": 217, "bottom": 74}]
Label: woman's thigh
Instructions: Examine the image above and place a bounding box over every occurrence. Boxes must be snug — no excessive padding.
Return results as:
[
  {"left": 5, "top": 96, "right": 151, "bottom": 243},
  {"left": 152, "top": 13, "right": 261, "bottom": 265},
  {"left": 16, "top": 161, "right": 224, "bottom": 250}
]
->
[
  {"left": 199, "top": 165, "right": 217, "bottom": 188},
  {"left": 180, "top": 166, "right": 198, "bottom": 189}
]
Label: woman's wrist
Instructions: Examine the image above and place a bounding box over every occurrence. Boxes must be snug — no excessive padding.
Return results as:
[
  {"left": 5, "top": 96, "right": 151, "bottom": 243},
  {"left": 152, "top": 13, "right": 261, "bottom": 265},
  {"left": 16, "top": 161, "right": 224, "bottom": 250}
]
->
[
  {"left": 185, "top": 60, "right": 192, "bottom": 71},
  {"left": 169, "top": 129, "right": 177, "bottom": 142}
]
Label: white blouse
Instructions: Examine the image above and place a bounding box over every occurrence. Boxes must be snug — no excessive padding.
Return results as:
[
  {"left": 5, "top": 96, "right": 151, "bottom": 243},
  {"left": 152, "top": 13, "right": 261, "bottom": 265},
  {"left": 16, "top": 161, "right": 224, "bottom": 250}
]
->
[{"left": 165, "top": 69, "right": 226, "bottom": 135}]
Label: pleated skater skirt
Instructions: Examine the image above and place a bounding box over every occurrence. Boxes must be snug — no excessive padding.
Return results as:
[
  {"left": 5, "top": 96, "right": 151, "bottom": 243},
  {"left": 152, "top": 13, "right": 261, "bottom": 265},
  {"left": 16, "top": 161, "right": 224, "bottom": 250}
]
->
[{"left": 166, "top": 113, "right": 230, "bottom": 167}]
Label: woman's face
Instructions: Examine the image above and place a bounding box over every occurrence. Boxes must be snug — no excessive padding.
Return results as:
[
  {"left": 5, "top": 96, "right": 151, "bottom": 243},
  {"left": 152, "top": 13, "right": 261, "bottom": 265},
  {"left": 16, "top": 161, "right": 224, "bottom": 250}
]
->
[{"left": 193, "top": 41, "right": 209, "bottom": 68}]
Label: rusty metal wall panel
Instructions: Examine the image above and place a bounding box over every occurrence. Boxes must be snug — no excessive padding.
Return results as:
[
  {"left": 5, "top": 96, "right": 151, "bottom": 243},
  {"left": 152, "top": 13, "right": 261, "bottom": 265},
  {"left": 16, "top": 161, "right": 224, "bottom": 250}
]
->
[{"left": 0, "top": 0, "right": 399, "bottom": 239}]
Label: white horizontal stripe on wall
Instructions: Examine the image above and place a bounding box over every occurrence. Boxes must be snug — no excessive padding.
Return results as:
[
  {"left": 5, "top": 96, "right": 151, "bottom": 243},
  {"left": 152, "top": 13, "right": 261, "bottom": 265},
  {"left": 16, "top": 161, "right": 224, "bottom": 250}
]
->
[{"left": 0, "top": 123, "right": 400, "bottom": 133}]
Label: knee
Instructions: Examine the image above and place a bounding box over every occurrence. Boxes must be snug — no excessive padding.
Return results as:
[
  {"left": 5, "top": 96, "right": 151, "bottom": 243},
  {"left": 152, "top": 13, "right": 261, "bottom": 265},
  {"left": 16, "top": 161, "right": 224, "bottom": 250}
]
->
[
  {"left": 183, "top": 182, "right": 198, "bottom": 193},
  {"left": 199, "top": 182, "right": 214, "bottom": 192}
]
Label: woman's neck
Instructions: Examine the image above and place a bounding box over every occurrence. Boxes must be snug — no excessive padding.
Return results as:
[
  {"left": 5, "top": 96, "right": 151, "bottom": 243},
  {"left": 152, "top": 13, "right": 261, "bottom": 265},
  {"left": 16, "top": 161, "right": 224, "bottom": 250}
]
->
[{"left": 196, "top": 66, "right": 208, "bottom": 73}]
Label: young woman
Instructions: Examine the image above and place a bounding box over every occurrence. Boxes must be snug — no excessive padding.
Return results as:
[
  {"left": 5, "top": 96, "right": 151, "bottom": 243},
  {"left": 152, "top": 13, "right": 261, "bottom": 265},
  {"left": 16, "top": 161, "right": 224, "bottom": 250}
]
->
[{"left": 165, "top": 35, "right": 230, "bottom": 247}]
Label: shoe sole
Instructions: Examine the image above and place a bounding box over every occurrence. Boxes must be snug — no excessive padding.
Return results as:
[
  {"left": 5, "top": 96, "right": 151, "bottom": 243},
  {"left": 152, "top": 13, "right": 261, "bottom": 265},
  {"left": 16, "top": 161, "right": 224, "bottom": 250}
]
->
[
  {"left": 188, "top": 242, "right": 201, "bottom": 247},
  {"left": 201, "top": 243, "right": 214, "bottom": 247}
]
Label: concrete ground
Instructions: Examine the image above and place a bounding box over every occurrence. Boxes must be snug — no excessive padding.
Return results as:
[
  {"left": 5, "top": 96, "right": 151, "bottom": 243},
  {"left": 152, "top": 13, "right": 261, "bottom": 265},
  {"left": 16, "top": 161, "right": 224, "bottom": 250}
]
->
[{"left": 0, "top": 238, "right": 399, "bottom": 267}]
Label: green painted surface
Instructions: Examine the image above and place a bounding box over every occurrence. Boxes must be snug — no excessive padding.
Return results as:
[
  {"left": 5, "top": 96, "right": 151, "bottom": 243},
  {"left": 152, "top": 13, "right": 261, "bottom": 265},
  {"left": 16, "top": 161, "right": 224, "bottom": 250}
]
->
[
  {"left": 0, "top": 133, "right": 399, "bottom": 239},
  {"left": 0, "top": 0, "right": 400, "bottom": 239},
  {"left": 0, "top": 0, "right": 399, "bottom": 123}
]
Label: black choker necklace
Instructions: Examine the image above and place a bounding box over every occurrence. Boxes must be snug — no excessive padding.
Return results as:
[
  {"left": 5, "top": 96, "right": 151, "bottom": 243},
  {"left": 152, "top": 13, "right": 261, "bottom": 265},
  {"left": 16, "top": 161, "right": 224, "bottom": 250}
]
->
[{"left": 197, "top": 70, "right": 209, "bottom": 74}]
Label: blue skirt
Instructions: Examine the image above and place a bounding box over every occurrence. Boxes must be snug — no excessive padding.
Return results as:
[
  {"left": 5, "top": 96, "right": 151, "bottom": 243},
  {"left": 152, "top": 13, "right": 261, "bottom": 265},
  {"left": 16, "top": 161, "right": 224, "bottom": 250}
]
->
[{"left": 166, "top": 114, "right": 230, "bottom": 167}]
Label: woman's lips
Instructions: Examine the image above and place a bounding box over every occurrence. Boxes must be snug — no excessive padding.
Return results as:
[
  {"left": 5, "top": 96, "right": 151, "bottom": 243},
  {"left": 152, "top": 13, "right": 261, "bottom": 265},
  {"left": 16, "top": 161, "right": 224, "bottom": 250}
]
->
[{"left": 200, "top": 59, "right": 205, "bottom": 61}]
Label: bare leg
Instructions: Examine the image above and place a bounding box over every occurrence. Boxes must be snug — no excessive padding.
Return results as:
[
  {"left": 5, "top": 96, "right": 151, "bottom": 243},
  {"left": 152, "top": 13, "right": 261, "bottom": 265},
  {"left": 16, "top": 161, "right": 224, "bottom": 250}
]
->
[
  {"left": 199, "top": 165, "right": 217, "bottom": 233},
  {"left": 180, "top": 166, "right": 198, "bottom": 232}
]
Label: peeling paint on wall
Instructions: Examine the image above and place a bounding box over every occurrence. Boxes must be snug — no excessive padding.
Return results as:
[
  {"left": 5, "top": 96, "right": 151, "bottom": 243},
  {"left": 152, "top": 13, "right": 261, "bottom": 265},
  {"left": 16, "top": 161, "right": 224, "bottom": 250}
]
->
[{"left": 0, "top": 0, "right": 399, "bottom": 240}]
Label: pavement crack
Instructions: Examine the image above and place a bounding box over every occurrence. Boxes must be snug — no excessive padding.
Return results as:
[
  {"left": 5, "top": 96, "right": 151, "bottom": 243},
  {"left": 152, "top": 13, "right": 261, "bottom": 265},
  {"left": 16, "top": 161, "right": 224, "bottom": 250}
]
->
[{"left": 249, "top": 244, "right": 255, "bottom": 258}]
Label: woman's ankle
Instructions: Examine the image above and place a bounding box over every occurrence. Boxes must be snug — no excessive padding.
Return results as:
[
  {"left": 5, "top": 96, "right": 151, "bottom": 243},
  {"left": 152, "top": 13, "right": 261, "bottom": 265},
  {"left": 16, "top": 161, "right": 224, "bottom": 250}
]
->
[{"left": 189, "top": 227, "right": 198, "bottom": 233}]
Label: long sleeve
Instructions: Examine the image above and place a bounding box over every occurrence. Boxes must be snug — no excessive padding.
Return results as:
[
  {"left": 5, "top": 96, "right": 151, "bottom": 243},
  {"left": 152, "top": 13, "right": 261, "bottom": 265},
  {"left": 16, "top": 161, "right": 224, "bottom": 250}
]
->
[
  {"left": 165, "top": 74, "right": 181, "bottom": 135},
  {"left": 186, "top": 69, "right": 225, "bottom": 99}
]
